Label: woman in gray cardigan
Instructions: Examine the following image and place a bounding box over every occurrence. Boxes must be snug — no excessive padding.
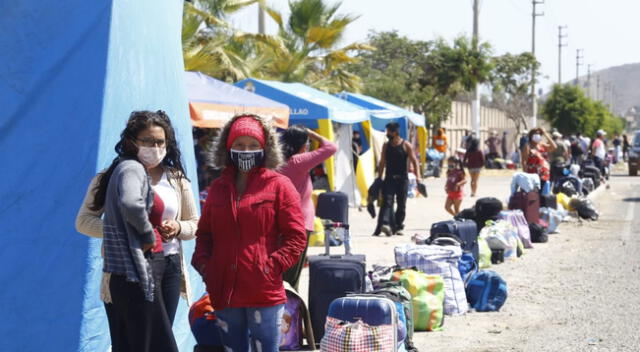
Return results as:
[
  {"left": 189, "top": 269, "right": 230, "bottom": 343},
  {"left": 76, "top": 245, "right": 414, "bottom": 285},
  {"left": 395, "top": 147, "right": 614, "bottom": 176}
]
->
[{"left": 77, "top": 110, "right": 196, "bottom": 352}]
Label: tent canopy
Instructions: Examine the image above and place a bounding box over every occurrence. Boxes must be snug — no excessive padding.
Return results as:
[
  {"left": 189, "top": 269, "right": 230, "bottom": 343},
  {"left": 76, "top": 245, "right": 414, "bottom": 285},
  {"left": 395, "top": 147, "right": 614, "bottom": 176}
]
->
[
  {"left": 235, "top": 79, "right": 368, "bottom": 129},
  {"left": 186, "top": 72, "right": 290, "bottom": 129},
  {"left": 339, "top": 92, "right": 426, "bottom": 139}
]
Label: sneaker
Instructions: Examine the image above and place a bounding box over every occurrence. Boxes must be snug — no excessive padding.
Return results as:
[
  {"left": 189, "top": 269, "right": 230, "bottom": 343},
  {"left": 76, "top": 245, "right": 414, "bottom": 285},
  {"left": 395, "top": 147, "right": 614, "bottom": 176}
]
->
[
  {"left": 395, "top": 230, "right": 405, "bottom": 236},
  {"left": 381, "top": 225, "right": 393, "bottom": 237},
  {"left": 371, "top": 230, "right": 381, "bottom": 237}
]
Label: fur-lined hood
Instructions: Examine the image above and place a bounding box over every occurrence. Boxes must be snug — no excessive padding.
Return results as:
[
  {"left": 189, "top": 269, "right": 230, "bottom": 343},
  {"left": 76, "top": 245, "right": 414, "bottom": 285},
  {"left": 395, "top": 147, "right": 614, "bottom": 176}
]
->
[{"left": 213, "top": 114, "right": 283, "bottom": 170}]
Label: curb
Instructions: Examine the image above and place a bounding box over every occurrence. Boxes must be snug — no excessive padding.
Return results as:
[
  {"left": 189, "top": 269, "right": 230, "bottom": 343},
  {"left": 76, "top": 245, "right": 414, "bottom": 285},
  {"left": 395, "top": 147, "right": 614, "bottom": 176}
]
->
[{"left": 586, "top": 182, "right": 607, "bottom": 202}]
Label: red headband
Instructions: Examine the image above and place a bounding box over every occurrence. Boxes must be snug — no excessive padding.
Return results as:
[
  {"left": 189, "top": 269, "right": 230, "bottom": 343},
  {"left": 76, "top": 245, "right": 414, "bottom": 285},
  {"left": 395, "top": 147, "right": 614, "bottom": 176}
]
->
[{"left": 226, "top": 116, "right": 266, "bottom": 150}]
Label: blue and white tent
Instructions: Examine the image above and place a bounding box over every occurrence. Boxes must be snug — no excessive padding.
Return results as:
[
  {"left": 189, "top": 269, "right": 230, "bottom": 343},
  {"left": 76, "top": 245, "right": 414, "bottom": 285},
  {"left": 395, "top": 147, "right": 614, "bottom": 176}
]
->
[{"left": 0, "top": 1, "right": 202, "bottom": 351}]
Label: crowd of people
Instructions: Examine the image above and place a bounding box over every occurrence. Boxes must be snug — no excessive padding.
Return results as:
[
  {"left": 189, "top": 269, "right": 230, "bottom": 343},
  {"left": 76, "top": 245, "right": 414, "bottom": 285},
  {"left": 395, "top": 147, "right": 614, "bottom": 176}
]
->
[{"left": 74, "top": 109, "right": 623, "bottom": 351}]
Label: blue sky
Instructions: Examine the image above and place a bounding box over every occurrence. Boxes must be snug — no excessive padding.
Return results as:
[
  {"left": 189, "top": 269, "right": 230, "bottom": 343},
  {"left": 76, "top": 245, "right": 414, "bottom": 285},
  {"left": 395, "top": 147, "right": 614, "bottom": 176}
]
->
[{"left": 230, "top": 0, "right": 639, "bottom": 93}]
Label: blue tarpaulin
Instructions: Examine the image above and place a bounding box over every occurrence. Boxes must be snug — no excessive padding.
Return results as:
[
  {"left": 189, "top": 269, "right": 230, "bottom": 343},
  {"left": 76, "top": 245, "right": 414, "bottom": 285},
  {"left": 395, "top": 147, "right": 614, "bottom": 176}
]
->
[
  {"left": 235, "top": 79, "right": 369, "bottom": 129},
  {"left": 338, "top": 91, "right": 426, "bottom": 139},
  {"left": 0, "top": 1, "right": 202, "bottom": 351}
]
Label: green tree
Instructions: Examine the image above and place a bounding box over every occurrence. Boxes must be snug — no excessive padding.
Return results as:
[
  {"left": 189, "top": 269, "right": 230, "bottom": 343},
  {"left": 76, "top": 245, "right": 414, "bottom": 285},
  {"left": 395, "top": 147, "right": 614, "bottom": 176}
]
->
[
  {"left": 489, "top": 52, "right": 541, "bottom": 132},
  {"left": 348, "top": 31, "right": 493, "bottom": 126},
  {"left": 542, "top": 84, "right": 625, "bottom": 136}
]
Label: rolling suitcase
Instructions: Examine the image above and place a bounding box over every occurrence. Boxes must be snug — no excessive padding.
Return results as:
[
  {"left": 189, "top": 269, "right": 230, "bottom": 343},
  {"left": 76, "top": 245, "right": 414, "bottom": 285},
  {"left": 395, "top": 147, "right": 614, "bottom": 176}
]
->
[
  {"left": 308, "top": 222, "right": 366, "bottom": 344},
  {"left": 508, "top": 190, "right": 540, "bottom": 224},
  {"left": 321, "top": 296, "right": 398, "bottom": 352},
  {"left": 430, "top": 219, "right": 479, "bottom": 260},
  {"left": 316, "top": 192, "right": 349, "bottom": 223}
]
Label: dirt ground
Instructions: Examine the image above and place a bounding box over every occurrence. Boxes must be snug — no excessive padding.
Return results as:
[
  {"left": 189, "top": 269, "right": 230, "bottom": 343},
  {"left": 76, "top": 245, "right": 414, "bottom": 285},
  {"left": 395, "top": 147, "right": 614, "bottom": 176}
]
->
[{"left": 300, "top": 170, "right": 640, "bottom": 351}]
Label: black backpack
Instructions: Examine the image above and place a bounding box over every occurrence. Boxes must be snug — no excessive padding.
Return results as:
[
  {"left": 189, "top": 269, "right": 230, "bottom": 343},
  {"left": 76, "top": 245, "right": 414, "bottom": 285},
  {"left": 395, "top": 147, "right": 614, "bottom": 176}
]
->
[
  {"left": 570, "top": 197, "right": 599, "bottom": 220},
  {"left": 529, "top": 223, "right": 548, "bottom": 243}
]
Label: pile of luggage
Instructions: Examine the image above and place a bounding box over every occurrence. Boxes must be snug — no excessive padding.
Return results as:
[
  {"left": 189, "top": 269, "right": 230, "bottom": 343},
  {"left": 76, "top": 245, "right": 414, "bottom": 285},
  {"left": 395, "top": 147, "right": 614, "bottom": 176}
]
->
[{"left": 189, "top": 172, "right": 601, "bottom": 351}]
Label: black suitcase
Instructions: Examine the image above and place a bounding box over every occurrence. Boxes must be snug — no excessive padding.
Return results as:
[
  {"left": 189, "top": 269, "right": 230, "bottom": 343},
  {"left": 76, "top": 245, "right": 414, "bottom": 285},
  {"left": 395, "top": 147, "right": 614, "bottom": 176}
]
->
[
  {"left": 475, "top": 197, "right": 503, "bottom": 229},
  {"left": 540, "top": 194, "right": 557, "bottom": 209},
  {"left": 308, "top": 222, "right": 366, "bottom": 344},
  {"left": 316, "top": 191, "right": 349, "bottom": 223},
  {"left": 430, "top": 219, "right": 479, "bottom": 259}
]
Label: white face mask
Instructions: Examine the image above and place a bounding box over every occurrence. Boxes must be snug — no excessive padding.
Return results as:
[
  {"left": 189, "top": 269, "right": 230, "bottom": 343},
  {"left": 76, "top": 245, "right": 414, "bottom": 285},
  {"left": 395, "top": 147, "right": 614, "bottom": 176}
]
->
[
  {"left": 137, "top": 146, "right": 166, "bottom": 168},
  {"left": 531, "top": 134, "right": 542, "bottom": 143}
]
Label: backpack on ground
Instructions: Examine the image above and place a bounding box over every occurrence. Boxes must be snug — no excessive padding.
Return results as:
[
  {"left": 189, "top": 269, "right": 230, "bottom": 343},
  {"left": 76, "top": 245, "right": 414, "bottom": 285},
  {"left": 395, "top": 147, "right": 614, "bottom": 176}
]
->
[
  {"left": 281, "top": 284, "right": 316, "bottom": 350},
  {"left": 391, "top": 269, "right": 445, "bottom": 332},
  {"left": 529, "top": 223, "right": 548, "bottom": 243},
  {"left": 458, "top": 252, "right": 478, "bottom": 284},
  {"left": 466, "top": 270, "right": 508, "bottom": 312},
  {"left": 394, "top": 244, "right": 468, "bottom": 315},
  {"left": 474, "top": 197, "right": 504, "bottom": 231},
  {"left": 454, "top": 207, "right": 477, "bottom": 222}
]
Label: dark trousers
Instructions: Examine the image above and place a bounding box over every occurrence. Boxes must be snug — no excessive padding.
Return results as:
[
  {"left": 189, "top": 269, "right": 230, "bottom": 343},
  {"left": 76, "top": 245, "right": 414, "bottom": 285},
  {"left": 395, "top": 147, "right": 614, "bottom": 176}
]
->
[
  {"left": 106, "top": 260, "right": 178, "bottom": 352},
  {"left": 159, "top": 254, "right": 182, "bottom": 325},
  {"left": 377, "top": 177, "right": 408, "bottom": 233},
  {"left": 283, "top": 231, "right": 310, "bottom": 291}
]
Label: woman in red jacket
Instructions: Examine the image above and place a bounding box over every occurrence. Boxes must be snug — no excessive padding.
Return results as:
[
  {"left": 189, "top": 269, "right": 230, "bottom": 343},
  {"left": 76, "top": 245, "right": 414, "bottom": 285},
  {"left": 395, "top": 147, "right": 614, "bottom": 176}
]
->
[{"left": 192, "top": 114, "right": 306, "bottom": 352}]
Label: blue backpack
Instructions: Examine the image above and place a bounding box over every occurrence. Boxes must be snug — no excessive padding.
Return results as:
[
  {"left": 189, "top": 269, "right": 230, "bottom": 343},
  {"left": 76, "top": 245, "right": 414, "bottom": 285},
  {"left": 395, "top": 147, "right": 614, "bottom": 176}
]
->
[
  {"left": 458, "top": 252, "right": 478, "bottom": 284},
  {"left": 466, "top": 270, "right": 508, "bottom": 312}
]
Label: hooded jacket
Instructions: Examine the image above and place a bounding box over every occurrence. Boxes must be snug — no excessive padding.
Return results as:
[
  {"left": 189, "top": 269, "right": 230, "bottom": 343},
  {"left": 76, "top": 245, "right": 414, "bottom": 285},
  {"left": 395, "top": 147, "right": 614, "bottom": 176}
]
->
[{"left": 192, "top": 114, "right": 306, "bottom": 309}]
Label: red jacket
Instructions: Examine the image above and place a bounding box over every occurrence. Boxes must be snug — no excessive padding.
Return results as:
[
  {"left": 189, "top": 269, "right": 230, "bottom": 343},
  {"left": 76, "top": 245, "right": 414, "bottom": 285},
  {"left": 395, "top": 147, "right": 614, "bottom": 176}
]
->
[{"left": 192, "top": 166, "right": 306, "bottom": 310}]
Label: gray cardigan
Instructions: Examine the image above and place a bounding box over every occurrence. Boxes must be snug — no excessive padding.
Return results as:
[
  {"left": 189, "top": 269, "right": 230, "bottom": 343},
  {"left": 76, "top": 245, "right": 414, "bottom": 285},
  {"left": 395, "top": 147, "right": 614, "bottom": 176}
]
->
[{"left": 102, "top": 158, "right": 156, "bottom": 301}]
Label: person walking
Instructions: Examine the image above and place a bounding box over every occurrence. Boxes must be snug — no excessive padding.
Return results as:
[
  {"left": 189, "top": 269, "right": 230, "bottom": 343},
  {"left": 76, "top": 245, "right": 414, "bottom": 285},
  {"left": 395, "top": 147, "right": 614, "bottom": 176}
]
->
[
  {"left": 192, "top": 114, "right": 306, "bottom": 352},
  {"left": 444, "top": 156, "right": 467, "bottom": 216},
  {"left": 279, "top": 125, "right": 337, "bottom": 290},
  {"left": 612, "top": 134, "right": 622, "bottom": 164},
  {"left": 463, "top": 137, "right": 484, "bottom": 197},
  {"left": 523, "top": 128, "right": 556, "bottom": 192},
  {"left": 373, "top": 122, "right": 421, "bottom": 237},
  {"left": 77, "top": 111, "right": 197, "bottom": 352}
]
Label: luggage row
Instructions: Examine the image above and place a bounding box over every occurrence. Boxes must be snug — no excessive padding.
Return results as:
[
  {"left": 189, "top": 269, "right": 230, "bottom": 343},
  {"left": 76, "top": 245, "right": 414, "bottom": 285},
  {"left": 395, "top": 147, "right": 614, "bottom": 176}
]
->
[{"left": 190, "top": 176, "right": 600, "bottom": 351}]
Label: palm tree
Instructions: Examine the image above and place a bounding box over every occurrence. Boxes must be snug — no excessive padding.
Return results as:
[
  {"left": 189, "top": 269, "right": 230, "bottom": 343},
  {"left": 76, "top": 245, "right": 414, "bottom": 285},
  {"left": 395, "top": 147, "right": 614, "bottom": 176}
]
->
[
  {"left": 259, "top": 0, "right": 373, "bottom": 92},
  {"left": 182, "top": 0, "right": 260, "bottom": 81}
]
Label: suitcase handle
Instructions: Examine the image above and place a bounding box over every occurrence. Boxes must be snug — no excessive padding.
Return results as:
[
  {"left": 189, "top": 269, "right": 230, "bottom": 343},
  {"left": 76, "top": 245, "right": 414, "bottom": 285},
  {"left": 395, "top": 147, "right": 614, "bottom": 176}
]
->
[{"left": 322, "top": 220, "right": 352, "bottom": 256}]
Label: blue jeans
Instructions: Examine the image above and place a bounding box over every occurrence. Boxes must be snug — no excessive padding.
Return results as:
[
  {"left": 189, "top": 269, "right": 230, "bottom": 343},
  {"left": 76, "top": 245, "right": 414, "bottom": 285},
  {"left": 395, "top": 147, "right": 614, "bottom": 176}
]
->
[{"left": 215, "top": 304, "right": 284, "bottom": 352}]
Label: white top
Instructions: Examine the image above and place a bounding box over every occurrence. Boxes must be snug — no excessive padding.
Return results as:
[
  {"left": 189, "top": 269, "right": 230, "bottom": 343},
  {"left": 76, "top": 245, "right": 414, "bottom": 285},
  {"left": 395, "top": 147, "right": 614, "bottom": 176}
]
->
[
  {"left": 152, "top": 172, "right": 180, "bottom": 256},
  {"left": 593, "top": 139, "right": 606, "bottom": 159}
]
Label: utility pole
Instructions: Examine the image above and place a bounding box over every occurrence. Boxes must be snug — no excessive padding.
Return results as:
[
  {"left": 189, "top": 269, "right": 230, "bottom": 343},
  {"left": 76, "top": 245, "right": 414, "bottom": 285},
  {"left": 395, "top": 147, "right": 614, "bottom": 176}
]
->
[
  {"left": 558, "top": 26, "right": 568, "bottom": 84},
  {"left": 596, "top": 75, "right": 601, "bottom": 101},
  {"left": 587, "top": 64, "right": 593, "bottom": 98},
  {"left": 258, "top": 3, "right": 265, "bottom": 34},
  {"left": 531, "top": 0, "right": 544, "bottom": 128},
  {"left": 471, "top": 0, "right": 481, "bottom": 137},
  {"left": 575, "top": 49, "right": 584, "bottom": 86}
]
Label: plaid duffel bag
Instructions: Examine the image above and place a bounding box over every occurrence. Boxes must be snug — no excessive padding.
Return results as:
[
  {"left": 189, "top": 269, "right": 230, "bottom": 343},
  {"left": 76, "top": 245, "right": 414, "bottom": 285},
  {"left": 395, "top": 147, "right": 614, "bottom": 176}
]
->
[{"left": 320, "top": 317, "right": 395, "bottom": 352}]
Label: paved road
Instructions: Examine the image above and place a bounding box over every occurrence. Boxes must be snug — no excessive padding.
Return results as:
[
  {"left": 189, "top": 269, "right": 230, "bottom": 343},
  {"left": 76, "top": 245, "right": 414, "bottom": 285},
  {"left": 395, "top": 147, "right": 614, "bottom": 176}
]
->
[{"left": 299, "top": 171, "right": 640, "bottom": 351}]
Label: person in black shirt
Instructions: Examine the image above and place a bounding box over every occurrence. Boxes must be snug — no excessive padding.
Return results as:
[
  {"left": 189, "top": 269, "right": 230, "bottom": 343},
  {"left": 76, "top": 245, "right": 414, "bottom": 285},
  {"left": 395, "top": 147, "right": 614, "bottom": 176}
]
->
[{"left": 372, "top": 123, "right": 421, "bottom": 237}]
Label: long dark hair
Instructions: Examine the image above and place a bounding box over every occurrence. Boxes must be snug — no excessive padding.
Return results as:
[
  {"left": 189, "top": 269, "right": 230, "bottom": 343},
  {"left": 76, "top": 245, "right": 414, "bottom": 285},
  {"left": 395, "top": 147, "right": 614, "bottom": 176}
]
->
[
  {"left": 90, "top": 110, "right": 189, "bottom": 211},
  {"left": 467, "top": 137, "right": 480, "bottom": 153},
  {"left": 281, "top": 124, "right": 309, "bottom": 160}
]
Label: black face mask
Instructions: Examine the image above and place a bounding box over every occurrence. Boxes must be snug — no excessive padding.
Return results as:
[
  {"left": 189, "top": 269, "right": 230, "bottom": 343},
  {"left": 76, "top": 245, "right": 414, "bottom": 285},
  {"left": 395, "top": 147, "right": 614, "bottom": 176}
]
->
[
  {"left": 230, "top": 149, "right": 265, "bottom": 172},
  {"left": 386, "top": 134, "right": 394, "bottom": 141}
]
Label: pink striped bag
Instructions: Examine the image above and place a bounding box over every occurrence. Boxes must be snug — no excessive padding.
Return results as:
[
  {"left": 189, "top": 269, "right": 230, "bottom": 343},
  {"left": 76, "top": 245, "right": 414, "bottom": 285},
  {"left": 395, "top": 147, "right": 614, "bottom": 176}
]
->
[{"left": 320, "top": 317, "right": 395, "bottom": 352}]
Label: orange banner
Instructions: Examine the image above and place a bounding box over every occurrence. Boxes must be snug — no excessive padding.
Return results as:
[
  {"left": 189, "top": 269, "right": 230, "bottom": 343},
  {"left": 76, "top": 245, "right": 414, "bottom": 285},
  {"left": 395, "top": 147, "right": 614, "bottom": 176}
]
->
[{"left": 189, "top": 102, "right": 290, "bottom": 129}]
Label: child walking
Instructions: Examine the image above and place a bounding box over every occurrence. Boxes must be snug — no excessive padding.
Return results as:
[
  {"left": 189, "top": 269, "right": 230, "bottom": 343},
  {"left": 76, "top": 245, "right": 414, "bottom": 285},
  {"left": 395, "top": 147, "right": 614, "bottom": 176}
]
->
[{"left": 445, "top": 156, "right": 467, "bottom": 216}]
